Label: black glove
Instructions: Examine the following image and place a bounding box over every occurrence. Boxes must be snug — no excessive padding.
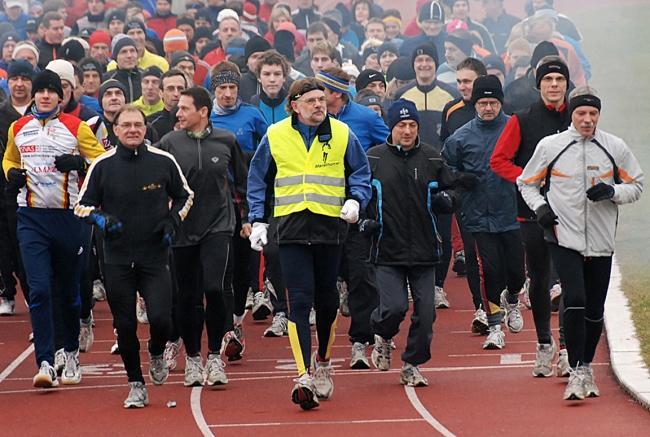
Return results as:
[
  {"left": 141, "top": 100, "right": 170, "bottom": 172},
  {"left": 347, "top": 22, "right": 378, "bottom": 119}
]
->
[
  {"left": 430, "top": 191, "right": 454, "bottom": 214},
  {"left": 535, "top": 204, "right": 558, "bottom": 228},
  {"left": 90, "top": 211, "right": 123, "bottom": 240},
  {"left": 55, "top": 154, "right": 87, "bottom": 173},
  {"left": 358, "top": 219, "right": 381, "bottom": 236},
  {"left": 6, "top": 168, "right": 27, "bottom": 190},
  {"left": 154, "top": 218, "right": 176, "bottom": 247},
  {"left": 456, "top": 172, "right": 480, "bottom": 190},
  {"left": 586, "top": 182, "right": 615, "bottom": 202}
]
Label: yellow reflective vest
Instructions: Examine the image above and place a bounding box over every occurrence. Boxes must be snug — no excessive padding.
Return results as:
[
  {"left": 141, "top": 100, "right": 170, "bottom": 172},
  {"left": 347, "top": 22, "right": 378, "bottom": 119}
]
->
[{"left": 268, "top": 117, "right": 349, "bottom": 218}]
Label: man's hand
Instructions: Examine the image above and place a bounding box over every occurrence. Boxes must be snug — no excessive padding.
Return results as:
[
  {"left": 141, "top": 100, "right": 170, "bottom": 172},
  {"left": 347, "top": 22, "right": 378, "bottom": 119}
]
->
[
  {"left": 249, "top": 222, "right": 269, "bottom": 251},
  {"left": 90, "top": 211, "right": 123, "bottom": 240},
  {"left": 535, "top": 204, "right": 558, "bottom": 228},
  {"left": 240, "top": 223, "right": 252, "bottom": 238},
  {"left": 430, "top": 191, "right": 454, "bottom": 214},
  {"left": 54, "top": 154, "right": 87, "bottom": 173},
  {"left": 339, "top": 199, "right": 360, "bottom": 224},
  {"left": 154, "top": 219, "right": 176, "bottom": 247},
  {"left": 456, "top": 172, "right": 480, "bottom": 190},
  {"left": 586, "top": 182, "right": 615, "bottom": 202},
  {"left": 6, "top": 168, "right": 27, "bottom": 190}
]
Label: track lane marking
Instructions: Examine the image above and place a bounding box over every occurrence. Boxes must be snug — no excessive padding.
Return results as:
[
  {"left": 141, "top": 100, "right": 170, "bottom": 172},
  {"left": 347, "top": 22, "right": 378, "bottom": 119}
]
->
[
  {"left": 190, "top": 387, "right": 214, "bottom": 437},
  {"left": 405, "top": 386, "right": 455, "bottom": 436},
  {"left": 0, "top": 345, "right": 34, "bottom": 384},
  {"left": 210, "top": 418, "right": 427, "bottom": 428}
]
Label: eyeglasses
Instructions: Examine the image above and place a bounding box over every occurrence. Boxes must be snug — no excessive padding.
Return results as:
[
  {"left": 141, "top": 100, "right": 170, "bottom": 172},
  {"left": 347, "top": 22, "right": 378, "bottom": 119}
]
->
[
  {"left": 118, "top": 122, "right": 146, "bottom": 129},
  {"left": 476, "top": 101, "right": 501, "bottom": 108},
  {"left": 296, "top": 96, "right": 326, "bottom": 105}
]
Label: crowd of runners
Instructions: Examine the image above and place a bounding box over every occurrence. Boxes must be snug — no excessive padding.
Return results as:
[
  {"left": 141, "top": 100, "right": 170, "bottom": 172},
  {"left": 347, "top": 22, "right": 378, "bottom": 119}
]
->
[{"left": 0, "top": 0, "right": 644, "bottom": 410}]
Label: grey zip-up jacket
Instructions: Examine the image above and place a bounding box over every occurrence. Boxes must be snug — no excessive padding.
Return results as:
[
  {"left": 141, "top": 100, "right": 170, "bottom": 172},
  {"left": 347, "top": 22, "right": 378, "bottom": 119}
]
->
[{"left": 517, "top": 126, "right": 643, "bottom": 256}]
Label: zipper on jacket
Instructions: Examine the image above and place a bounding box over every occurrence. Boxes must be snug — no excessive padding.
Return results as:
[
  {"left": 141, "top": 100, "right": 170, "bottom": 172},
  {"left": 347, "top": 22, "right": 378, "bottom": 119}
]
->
[
  {"left": 582, "top": 139, "right": 589, "bottom": 251},
  {"left": 128, "top": 75, "right": 133, "bottom": 102},
  {"left": 197, "top": 138, "right": 202, "bottom": 170}
]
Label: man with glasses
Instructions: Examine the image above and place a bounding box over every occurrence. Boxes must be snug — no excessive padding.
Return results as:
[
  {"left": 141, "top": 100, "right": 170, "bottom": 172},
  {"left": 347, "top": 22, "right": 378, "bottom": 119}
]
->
[
  {"left": 75, "top": 105, "right": 193, "bottom": 408},
  {"left": 247, "top": 78, "right": 371, "bottom": 410},
  {"left": 148, "top": 69, "right": 188, "bottom": 138}
]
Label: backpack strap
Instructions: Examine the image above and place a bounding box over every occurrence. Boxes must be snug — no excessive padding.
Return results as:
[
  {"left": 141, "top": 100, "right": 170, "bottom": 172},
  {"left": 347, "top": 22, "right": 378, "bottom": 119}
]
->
[
  {"left": 541, "top": 140, "right": 577, "bottom": 197},
  {"left": 591, "top": 138, "right": 622, "bottom": 184}
]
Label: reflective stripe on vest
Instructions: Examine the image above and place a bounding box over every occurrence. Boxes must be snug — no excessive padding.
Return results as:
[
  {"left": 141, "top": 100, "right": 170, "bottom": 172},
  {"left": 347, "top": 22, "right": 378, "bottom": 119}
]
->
[{"left": 268, "top": 117, "right": 349, "bottom": 217}]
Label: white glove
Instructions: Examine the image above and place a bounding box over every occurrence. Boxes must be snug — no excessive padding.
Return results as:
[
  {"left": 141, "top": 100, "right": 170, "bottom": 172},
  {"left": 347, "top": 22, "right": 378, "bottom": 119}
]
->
[
  {"left": 249, "top": 222, "right": 269, "bottom": 251},
  {"left": 339, "top": 199, "right": 360, "bottom": 224}
]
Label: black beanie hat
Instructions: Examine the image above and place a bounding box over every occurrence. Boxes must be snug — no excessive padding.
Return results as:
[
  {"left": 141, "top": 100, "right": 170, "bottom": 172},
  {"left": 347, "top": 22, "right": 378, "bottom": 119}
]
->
[
  {"left": 245, "top": 36, "right": 271, "bottom": 61},
  {"left": 535, "top": 58, "right": 570, "bottom": 89},
  {"left": 59, "top": 39, "right": 86, "bottom": 63},
  {"left": 530, "top": 40, "right": 558, "bottom": 70},
  {"left": 8, "top": 60, "right": 34, "bottom": 80},
  {"left": 471, "top": 74, "right": 503, "bottom": 105},
  {"left": 356, "top": 69, "right": 385, "bottom": 92},
  {"left": 99, "top": 79, "right": 126, "bottom": 103},
  {"left": 411, "top": 43, "right": 438, "bottom": 69},
  {"left": 377, "top": 42, "right": 399, "bottom": 61},
  {"left": 483, "top": 54, "right": 505, "bottom": 75},
  {"left": 274, "top": 30, "right": 295, "bottom": 62},
  {"left": 445, "top": 33, "right": 473, "bottom": 56},
  {"left": 321, "top": 16, "right": 341, "bottom": 38},
  {"left": 32, "top": 69, "right": 63, "bottom": 99},
  {"left": 79, "top": 57, "right": 103, "bottom": 75},
  {"left": 176, "top": 16, "right": 195, "bottom": 29},
  {"left": 386, "top": 56, "right": 415, "bottom": 82},
  {"left": 419, "top": 1, "right": 444, "bottom": 22},
  {"left": 142, "top": 65, "right": 163, "bottom": 79},
  {"left": 569, "top": 93, "right": 601, "bottom": 115}
]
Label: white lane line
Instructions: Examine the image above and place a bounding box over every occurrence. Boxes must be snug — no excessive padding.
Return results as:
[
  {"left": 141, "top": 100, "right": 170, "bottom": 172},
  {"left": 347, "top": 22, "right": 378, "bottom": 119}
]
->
[
  {"left": 500, "top": 354, "right": 522, "bottom": 364},
  {"left": 210, "top": 418, "right": 427, "bottom": 428},
  {"left": 404, "top": 386, "right": 455, "bottom": 437},
  {"left": 190, "top": 386, "right": 214, "bottom": 437},
  {"left": 0, "top": 344, "right": 34, "bottom": 384}
]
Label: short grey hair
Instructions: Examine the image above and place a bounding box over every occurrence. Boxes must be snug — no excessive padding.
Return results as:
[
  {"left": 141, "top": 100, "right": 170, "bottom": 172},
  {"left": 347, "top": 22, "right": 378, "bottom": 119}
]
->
[{"left": 569, "top": 85, "right": 599, "bottom": 100}]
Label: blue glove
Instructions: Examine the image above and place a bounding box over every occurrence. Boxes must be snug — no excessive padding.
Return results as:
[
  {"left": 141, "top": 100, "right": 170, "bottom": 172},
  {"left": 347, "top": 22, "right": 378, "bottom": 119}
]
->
[
  {"left": 90, "top": 211, "right": 123, "bottom": 240},
  {"left": 155, "top": 218, "right": 175, "bottom": 247}
]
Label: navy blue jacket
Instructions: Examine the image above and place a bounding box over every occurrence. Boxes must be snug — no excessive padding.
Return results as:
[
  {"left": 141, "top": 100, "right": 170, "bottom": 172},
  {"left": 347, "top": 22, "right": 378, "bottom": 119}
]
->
[
  {"left": 333, "top": 100, "right": 389, "bottom": 152},
  {"left": 442, "top": 111, "right": 518, "bottom": 234}
]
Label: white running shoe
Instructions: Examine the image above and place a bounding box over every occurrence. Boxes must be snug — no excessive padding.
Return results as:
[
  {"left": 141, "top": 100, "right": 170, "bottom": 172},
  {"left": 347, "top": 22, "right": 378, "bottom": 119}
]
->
[
  {"left": 124, "top": 381, "right": 149, "bottom": 408},
  {"left": 54, "top": 348, "right": 66, "bottom": 376},
  {"left": 0, "top": 297, "right": 15, "bottom": 316},
  {"left": 556, "top": 349, "right": 570, "bottom": 377},
  {"left": 92, "top": 279, "right": 106, "bottom": 301},
  {"left": 164, "top": 337, "right": 183, "bottom": 371},
  {"left": 400, "top": 363, "right": 428, "bottom": 387},
  {"left": 245, "top": 287, "right": 255, "bottom": 310},
  {"left": 532, "top": 340, "right": 556, "bottom": 377},
  {"left": 264, "top": 312, "right": 288, "bottom": 337},
  {"left": 550, "top": 283, "right": 562, "bottom": 312},
  {"left": 581, "top": 365, "right": 600, "bottom": 398},
  {"left": 483, "top": 325, "right": 505, "bottom": 350},
  {"left": 33, "top": 361, "right": 59, "bottom": 388},
  {"left": 79, "top": 314, "right": 94, "bottom": 352},
  {"left": 434, "top": 286, "right": 450, "bottom": 309},
  {"left": 205, "top": 354, "right": 228, "bottom": 386},
  {"left": 471, "top": 306, "right": 489, "bottom": 335},
  {"left": 149, "top": 353, "right": 168, "bottom": 385},
  {"left": 136, "top": 296, "right": 148, "bottom": 324},
  {"left": 312, "top": 352, "right": 334, "bottom": 399},
  {"left": 371, "top": 334, "right": 392, "bottom": 371},
  {"left": 252, "top": 290, "right": 272, "bottom": 320},
  {"left": 500, "top": 289, "right": 523, "bottom": 333},
  {"left": 337, "top": 279, "right": 350, "bottom": 317},
  {"left": 309, "top": 308, "right": 316, "bottom": 326},
  {"left": 221, "top": 328, "right": 244, "bottom": 362},
  {"left": 291, "top": 373, "right": 319, "bottom": 410},
  {"left": 564, "top": 367, "right": 586, "bottom": 401},
  {"left": 520, "top": 277, "right": 531, "bottom": 309},
  {"left": 350, "top": 342, "right": 370, "bottom": 369},
  {"left": 61, "top": 350, "right": 82, "bottom": 385},
  {"left": 184, "top": 355, "right": 205, "bottom": 387}
]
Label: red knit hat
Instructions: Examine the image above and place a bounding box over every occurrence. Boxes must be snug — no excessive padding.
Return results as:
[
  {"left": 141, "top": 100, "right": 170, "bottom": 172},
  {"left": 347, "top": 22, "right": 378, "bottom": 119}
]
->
[
  {"left": 163, "top": 29, "right": 189, "bottom": 54},
  {"left": 242, "top": 2, "right": 257, "bottom": 23},
  {"left": 89, "top": 29, "right": 111, "bottom": 48}
]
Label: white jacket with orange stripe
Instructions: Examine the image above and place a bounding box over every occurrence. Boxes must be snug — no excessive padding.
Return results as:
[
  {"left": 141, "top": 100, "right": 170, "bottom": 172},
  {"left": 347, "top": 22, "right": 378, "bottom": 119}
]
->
[
  {"left": 517, "top": 125, "right": 643, "bottom": 257},
  {"left": 2, "top": 112, "right": 106, "bottom": 209}
]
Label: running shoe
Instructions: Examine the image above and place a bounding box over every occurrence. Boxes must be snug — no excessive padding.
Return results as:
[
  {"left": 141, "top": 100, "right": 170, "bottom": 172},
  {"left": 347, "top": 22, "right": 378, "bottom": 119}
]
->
[
  {"left": 124, "top": 382, "right": 149, "bottom": 408},
  {"left": 532, "top": 340, "right": 556, "bottom": 377},
  {"left": 252, "top": 290, "right": 272, "bottom": 320},
  {"left": 164, "top": 337, "right": 183, "bottom": 371},
  {"left": 564, "top": 367, "right": 586, "bottom": 401},
  {"left": 291, "top": 373, "right": 319, "bottom": 410},
  {"left": 309, "top": 308, "right": 316, "bottom": 326},
  {"left": 136, "top": 295, "right": 148, "bottom": 324},
  {"left": 452, "top": 250, "right": 466, "bottom": 276},
  {"left": 471, "top": 306, "right": 489, "bottom": 335},
  {"left": 520, "top": 277, "right": 531, "bottom": 309},
  {"left": 264, "top": 312, "right": 288, "bottom": 337},
  {"left": 0, "top": 297, "right": 15, "bottom": 316},
  {"left": 92, "top": 279, "right": 106, "bottom": 301},
  {"left": 61, "top": 350, "right": 82, "bottom": 384},
  {"left": 400, "top": 363, "right": 428, "bottom": 387},
  {"left": 550, "top": 283, "right": 562, "bottom": 313},
  {"left": 33, "top": 361, "right": 59, "bottom": 388},
  {"left": 337, "top": 278, "right": 350, "bottom": 317},
  {"left": 371, "top": 334, "right": 392, "bottom": 371},
  {"left": 184, "top": 355, "right": 205, "bottom": 387},
  {"left": 79, "top": 314, "right": 94, "bottom": 352},
  {"left": 434, "top": 286, "right": 450, "bottom": 309},
  {"left": 54, "top": 348, "right": 66, "bottom": 376},
  {"left": 350, "top": 342, "right": 370, "bottom": 369},
  {"left": 245, "top": 287, "right": 255, "bottom": 310},
  {"left": 500, "top": 289, "right": 523, "bottom": 333},
  {"left": 581, "top": 365, "right": 600, "bottom": 398},
  {"left": 312, "top": 352, "right": 334, "bottom": 399},
  {"left": 149, "top": 353, "right": 169, "bottom": 385},
  {"left": 221, "top": 329, "right": 244, "bottom": 362},
  {"left": 556, "top": 349, "right": 570, "bottom": 377},
  {"left": 205, "top": 353, "right": 228, "bottom": 386},
  {"left": 483, "top": 325, "right": 505, "bottom": 350}
]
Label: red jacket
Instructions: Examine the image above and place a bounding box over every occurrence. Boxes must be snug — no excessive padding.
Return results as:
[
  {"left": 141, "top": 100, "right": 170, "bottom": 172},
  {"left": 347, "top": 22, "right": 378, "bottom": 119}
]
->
[{"left": 147, "top": 15, "right": 177, "bottom": 40}]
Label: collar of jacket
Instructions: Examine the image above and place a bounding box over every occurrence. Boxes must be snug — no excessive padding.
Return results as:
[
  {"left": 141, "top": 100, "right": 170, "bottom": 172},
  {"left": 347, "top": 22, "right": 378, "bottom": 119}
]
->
[
  {"left": 386, "top": 134, "right": 421, "bottom": 155},
  {"left": 567, "top": 124, "right": 596, "bottom": 142},
  {"left": 260, "top": 88, "right": 287, "bottom": 107},
  {"left": 291, "top": 112, "right": 332, "bottom": 143},
  {"left": 117, "top": 140, "right": 148, "bottom": 157},
  {"left": 475, "top": 110, "right": 506, "bottom": 128},
  {"left": 64, "top": 96, "right": 78, "bottom": 113}
]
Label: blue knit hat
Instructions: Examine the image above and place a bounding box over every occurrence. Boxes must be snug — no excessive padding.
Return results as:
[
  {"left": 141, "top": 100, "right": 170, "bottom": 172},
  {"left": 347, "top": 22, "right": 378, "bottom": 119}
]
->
[{"left": 387, "top": 99, "right": 420, "bottom": 131}]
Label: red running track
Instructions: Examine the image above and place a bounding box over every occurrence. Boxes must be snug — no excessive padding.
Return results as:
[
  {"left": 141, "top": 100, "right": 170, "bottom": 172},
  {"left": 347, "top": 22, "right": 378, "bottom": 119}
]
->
[{"left": 1, "top": 272, "right": 649, "bottom": 436}]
